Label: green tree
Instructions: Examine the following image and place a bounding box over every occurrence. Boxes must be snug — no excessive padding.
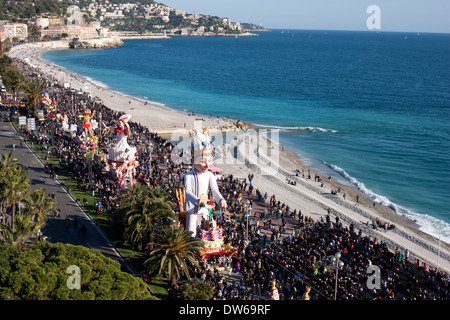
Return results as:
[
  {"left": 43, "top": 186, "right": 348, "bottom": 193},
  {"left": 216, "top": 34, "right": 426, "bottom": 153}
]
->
[
  {"left": 0, "top": 152, "right": 18, "bottom": 172},
  {"left": 82, "top": 13, "right": 91, "bottom": 25},
  {"left": 179, "top": 278, "right": 214, "bottom": 300},
  {"left": 144, "top": 224, "right": 203, "bottom": 286},
  {"left": 23, "top": 78, "right": 47, "bottom": 115},
  {"left": 22, "top": 188, "right": 58, "bottom": 223},
  {"left": 121, "top": 184, "right": 176, "bottom": 251},
  {"left": 0, "top": 53, "right": 13, "bottom": 75},
  {"left": 0, "top": 165, "right": 30, "bottom": 232},
  {"left": 27, "top": 24, "right": 42, "bottom": 42},
  {"left": 0, "top": 242, "right": 156, "bottom": 300},
  {"left": 0, "top": 152, "right": 19, "bottom": 228},
  {"left": 1, "top": 65, "right": 24, "bottom": 99},
  {"left": 0, "top": 214, "right": 44, "bottom": 247}
]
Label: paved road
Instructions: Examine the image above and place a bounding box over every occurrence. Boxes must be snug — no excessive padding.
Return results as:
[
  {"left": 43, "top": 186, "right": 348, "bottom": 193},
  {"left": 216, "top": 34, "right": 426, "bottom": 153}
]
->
[{"left": 0, "top": 119, "right": 136, "bottom": 276}]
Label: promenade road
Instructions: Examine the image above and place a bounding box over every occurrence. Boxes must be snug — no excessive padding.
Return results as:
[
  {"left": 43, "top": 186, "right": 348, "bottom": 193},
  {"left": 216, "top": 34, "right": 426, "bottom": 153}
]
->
[{"left": 0, "top": 119, "right": 136, "bottom": 276}]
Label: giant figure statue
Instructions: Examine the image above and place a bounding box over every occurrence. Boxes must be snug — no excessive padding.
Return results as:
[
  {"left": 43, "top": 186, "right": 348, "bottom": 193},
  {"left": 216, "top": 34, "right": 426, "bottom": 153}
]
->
[{"left": 183, "top": 128, "right": 227, "bottom": 237}]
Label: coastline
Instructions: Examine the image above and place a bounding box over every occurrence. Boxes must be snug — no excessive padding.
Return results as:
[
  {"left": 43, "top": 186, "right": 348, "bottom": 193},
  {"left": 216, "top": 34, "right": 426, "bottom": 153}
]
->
[
  {"left": 8, "top": 44, "right": 246, "bottom": 134},
  {"left": 6, "top": 41, "right": 450, "bottom": 274}
]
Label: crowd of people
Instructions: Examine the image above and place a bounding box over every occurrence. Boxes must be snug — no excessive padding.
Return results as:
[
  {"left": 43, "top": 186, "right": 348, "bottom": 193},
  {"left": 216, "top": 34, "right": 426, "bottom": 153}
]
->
[
  {"left": 3, "top": 57, "right": 448, "bottom": 300},
  {"left": 177, "top": 214, "right": 448, "bottom": 300}
]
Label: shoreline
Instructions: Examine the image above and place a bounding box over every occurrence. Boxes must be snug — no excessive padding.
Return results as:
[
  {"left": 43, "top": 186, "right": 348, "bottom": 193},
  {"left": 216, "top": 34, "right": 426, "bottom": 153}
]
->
[
  {"left": 6, "top": 41, "right": 450, "bottom": 273},
  {"left": 9, "top": 44, "right": 247, "bottom": 134}
]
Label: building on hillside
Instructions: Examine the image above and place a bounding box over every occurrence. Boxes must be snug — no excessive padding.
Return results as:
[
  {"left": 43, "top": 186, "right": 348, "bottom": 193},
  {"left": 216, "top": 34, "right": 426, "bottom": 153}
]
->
[
  {"left": 35, "top": 17, "right": 50, "bottom": 29},
  {"left": 79, "top": 25, "right": 98, "bottom": 39},
  {"left": 1, "top": 23, "right": 28, "bottom": 40},
  {"left": 40, "top": 24, "right": 100, "bottom": 40},
  {"left": 40, "top": 24, "right": 61, "bottom": 38},
  {"left": 41, "top": 24, "right": 81, "bottom": 39},
  {"left": 103, "top": 10, "right": 124, "bottom": 19},
  {"left": 64, "top": 25, "right": 82, "bottom": 38},
  {"left": 98, "top": 27, "right": 109, "bottom": 37},
  {"left": 48, "top": 17, "right": 62, "bottom": 25}
]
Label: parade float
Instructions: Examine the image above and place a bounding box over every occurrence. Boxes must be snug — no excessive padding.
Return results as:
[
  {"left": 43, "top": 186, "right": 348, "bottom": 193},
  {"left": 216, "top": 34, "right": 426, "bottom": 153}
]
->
[
  {"left": 41, "top": 92, "right": 57, "bottom": 114},
  {"left": 177, "top": 128, "right": 234, "bottom": 261},
  {"left": 77, "top": 109, "right": 102, "bottom": 160},
  {"left": 176, "top": 187, "right": 234, "bottom": 260},
  {"left": 105, "top": 114, "right": 139, "bottom": 186},
  {"left": 196, "top": 195, "right": 225, "bottom": 255}
]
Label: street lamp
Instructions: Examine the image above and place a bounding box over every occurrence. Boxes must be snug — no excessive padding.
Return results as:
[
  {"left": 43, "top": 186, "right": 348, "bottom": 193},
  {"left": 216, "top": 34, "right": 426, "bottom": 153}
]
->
[{"left": 332, "top": 252, "right": 344, "bottom": 300}]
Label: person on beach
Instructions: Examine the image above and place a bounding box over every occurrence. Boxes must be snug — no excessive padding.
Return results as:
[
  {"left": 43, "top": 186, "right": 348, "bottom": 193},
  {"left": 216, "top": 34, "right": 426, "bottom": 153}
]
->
[{"left": 183, "top": 128, "right": 227, "bottom": 237}]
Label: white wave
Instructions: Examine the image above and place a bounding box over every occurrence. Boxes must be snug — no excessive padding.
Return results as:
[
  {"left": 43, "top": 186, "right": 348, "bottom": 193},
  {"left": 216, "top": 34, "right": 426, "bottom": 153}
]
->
[
  {"left": 265, "top": 125, "right": 338, "bottom": 134},
  {"left": 327, "top": 162, "right": 450, "bottom": 244},
  {"left": 85, "top": 76, "right": 109, "bottom": 89}
]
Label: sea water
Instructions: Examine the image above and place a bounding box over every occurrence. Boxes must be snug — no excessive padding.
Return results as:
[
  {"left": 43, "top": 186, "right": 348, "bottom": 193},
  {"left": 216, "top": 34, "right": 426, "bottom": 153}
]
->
[{"left": 41, "top": 30, "right": 450, "bottom": 243}]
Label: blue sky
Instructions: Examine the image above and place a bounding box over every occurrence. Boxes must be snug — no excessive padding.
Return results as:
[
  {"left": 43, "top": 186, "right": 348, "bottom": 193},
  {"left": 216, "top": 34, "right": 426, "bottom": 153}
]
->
[{"left": 160, "top": 0, "right": 450, "bottom": 33}]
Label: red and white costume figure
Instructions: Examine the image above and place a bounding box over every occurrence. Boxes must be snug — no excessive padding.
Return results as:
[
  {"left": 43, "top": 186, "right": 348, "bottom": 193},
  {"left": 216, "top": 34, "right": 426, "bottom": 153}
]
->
[
  {"left": 269, "top": 280, "right": 280, "bottom": 300},
  {"left": 183, "top": 128, "right": 227, "bottom": 237},
  {"left": 114, "top": 115, "right": 131, "bottom": 150},
  {"left": 107, "top": 114, "right": 139, "bottom": 185},
  {"left": 83, "top": 109, "right": 95, "bottom": 136}
]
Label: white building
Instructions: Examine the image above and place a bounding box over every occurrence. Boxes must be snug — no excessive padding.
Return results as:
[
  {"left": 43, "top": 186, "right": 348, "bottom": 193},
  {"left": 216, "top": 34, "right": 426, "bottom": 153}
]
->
[
  {"left": 79, "top": 25, "right": 99, "bottom": 39},
  {"left": 104, "top": 10, "right": 124, "bottom": 19},
  {"left": 2, "top": 23, "right": 28, "bottom": 40},
  {"left": 35, "top": 17, "right": 50, "bottom": 29}
]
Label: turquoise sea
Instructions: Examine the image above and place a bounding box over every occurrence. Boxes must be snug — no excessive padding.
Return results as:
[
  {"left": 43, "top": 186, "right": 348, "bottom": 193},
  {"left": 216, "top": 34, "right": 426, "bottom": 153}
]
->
[{"left": 41, "top": 30, "right": 450, "bottom": 243}]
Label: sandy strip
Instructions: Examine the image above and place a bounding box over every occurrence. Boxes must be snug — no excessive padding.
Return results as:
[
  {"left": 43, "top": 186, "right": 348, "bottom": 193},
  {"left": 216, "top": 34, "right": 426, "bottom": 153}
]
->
[
  {"left": 7, "top": 43, "right": 450, "bottom": 274},
  {"left": 7, "top": 44, "right": 248, "bottom": 134}
]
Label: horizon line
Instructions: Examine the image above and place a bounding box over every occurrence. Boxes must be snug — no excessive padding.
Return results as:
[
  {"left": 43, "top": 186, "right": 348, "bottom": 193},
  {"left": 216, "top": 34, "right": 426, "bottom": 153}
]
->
[{"left": 254, "top": 27, "right": 450, "bottom": 35}]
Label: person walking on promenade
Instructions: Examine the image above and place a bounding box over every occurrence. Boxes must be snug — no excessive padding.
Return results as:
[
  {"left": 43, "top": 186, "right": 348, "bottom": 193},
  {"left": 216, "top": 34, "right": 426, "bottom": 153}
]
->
[
  {"left": 64, "top": 217, "right": 70, "bottom": 230},
  {"left": 79, "top": 224, "right": 87, "bottom": 238}
]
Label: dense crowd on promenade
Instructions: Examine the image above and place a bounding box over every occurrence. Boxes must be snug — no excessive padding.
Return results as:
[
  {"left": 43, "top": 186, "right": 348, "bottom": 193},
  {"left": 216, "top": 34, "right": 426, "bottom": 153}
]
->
[{"left": 2, "top": 57, "right": 448, "bottom": 300}]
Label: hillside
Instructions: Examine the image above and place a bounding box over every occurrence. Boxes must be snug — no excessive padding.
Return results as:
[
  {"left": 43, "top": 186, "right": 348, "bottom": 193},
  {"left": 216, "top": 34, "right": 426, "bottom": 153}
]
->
[{"left": 0, "top": 0, "right": 266, "bottom": 36}]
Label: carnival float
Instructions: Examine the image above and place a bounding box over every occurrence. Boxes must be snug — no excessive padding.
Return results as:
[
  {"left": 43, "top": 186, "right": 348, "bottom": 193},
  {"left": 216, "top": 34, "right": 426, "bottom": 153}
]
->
[
  {"left": 176, "top": 128, "right": 234, "bottom": 261},
  {"left": 105, "top": 114, "right": 139, "bottom": 186}
]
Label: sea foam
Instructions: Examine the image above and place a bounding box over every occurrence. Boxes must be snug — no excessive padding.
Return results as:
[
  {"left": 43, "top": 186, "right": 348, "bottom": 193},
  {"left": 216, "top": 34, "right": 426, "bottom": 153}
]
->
[
  {"left": 327, "top": 162, "right": 450, "bottom": 244},
  {"left": 85, "top": 76, "right": 109, "bottom": 89},
  {"left": 264, "top": 125, "right": 338, "bottom": 134}
]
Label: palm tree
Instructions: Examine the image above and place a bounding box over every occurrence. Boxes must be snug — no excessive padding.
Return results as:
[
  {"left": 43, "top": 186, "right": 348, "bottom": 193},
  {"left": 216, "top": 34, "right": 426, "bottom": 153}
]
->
[
  {"left": 122, "top": 184, "right": 176, "bottom": 251},
  {"left": 23, "top": 78, "right": 47, "bottom": 116},
  {"left": 0, "top": 166, "right": 30, "bottom": 232},
  {"left": 118, "top": 182, "right": 148, "bottom": 209},
  {"left": 0, "top": 152, "right": 19, "bottom": 229},
  {"left": 22, "top": 188, "right": 58, "bottom": 223},
  {"left": 144, "top": 224, "right": 204, "bottom": 286},
  {"left": 0, "top": 214, "right": 45, "bottom": 246},
  {"left": 0, "top": 152, "right": 19, "bottom": 169}
]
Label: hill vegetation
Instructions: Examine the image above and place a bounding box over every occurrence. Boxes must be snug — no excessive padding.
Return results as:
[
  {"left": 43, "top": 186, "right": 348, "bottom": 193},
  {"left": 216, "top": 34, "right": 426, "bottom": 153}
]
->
[{"left": 0, "top": 0, "right": 69, "bottom": 22}]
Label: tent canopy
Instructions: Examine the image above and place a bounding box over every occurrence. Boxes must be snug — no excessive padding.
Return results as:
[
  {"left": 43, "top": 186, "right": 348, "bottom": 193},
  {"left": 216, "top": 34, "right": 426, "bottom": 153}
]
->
[{"left": 209, "top": 164, "right": 223, "bottom": 172}]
